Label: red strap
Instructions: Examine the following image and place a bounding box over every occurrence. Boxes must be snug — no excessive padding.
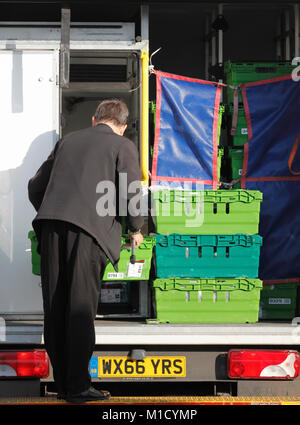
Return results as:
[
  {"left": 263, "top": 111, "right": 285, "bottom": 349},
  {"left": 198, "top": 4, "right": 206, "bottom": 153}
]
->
[
  {"left": 230, "top": 88, "right": 239, "bottom": 136},
  {"left": 288, "top": 134, "right": 300, "bottom": 175}
]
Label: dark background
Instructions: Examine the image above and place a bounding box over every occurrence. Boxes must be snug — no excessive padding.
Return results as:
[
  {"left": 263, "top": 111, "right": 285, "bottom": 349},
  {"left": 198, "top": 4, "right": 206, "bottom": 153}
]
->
[{"left": 0, "top": 1, "right": 292, "bottom": 99}]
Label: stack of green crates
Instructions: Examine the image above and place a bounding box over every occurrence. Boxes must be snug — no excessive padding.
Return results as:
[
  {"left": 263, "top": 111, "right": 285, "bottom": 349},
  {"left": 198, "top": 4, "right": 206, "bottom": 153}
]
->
[
  {"left": 225, "top": 61, "right": 295, "bottom": 187},
  {"left": 223, "top": 61, "right": 300, "bottom": 321},
  {"left": 225, "top": 61, "right": 280, "bottom": 207},
  {"left": 150, "top": 189, "right": 263, "bottom": 324}
]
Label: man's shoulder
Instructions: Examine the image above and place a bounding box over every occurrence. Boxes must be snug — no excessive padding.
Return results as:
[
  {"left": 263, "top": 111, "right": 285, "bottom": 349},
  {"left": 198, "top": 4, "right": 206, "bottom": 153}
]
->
[
  {"left": 62, "top": 126, "right": 137, "bottom": 152},
  {"left": 118, "top": 135, "right": 138, "bottom": 152},
  {"left": 62, "top": 126, "right": 93, "bottom": 141},
  {"left": 102, "top": 132, "right": 137, "bottom": 155}
]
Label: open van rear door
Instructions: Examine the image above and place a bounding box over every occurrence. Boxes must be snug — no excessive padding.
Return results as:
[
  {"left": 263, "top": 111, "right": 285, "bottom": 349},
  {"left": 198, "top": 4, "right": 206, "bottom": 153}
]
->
[{"left": 0, "top": 49, "right": 59, "bottom": 315}]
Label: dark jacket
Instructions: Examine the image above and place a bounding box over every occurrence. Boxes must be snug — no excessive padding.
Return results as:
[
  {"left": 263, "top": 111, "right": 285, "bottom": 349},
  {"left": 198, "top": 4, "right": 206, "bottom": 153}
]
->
[{"left": 28, "top": 123, "right": 144, "bottom": 270}]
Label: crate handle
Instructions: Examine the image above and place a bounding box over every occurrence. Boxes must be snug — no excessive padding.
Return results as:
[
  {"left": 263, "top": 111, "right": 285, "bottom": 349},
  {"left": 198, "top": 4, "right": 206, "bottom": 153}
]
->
[
  {"left": 161, "top": 280, "right": 257, "bottom": 292},
  {"left": 204, "top": 190, "right": 258, "bottom": 204},
  {"left": 156, "top": 234, "right": 261, "bottom": 248}
]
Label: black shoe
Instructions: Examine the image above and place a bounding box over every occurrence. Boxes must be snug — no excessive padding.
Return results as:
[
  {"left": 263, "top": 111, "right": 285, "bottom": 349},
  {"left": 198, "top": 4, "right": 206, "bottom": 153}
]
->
[{"left": 65, "top": 387, "right": 111, "bottom": 404}]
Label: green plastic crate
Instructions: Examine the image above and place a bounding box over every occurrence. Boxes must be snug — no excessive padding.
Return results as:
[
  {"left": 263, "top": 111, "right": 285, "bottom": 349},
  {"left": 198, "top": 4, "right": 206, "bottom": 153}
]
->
[
  {"left": 229, "top": 147, "right": 244, "bottom": 180},
  {"left": 228, "top": 105, "right": 248, "bottom": 146},
  {"left": 155, "top": 234, "right": 262, "bottom": 279},
  {"left": 225, "top": 60, "right": 295, "bottom": 85},
  {"left": 259, "top": 283, "right": 300, "bottom": 320},
  {"left": 225, "top": 60, "right": 295, "bottom": 103},
  {"left": 103, "top": 236, "right": 155, "bottom": 281},
  {"left": 150, "top": 278, "right": 263, "bottom": 323},
  {"left": 28, "top": 230, "right": 41, "bottom": 276},
  {"left": 151, "top": 189, "right": 262, "bottom": 235}
]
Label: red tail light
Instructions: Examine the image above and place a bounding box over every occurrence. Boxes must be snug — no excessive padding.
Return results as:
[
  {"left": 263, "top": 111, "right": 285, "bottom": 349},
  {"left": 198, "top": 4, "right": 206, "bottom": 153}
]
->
[
  {"left": 228, "top": 349, "right": 300, "bottom": 380},
  {"left": 0, "top": 350, "right": 49, "bottom": 378}
]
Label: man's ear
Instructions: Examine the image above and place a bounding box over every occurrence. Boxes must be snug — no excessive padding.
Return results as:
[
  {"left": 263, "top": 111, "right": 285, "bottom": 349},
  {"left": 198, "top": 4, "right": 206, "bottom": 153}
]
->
[{"left": 92, "top": 116, "right": 96, "bottom": 127}]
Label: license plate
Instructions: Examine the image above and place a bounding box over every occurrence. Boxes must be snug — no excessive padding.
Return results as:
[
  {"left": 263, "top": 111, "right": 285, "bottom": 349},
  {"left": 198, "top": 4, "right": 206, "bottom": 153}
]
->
[{"left": 89, "top": 356, "right": 186, "bottom": 378}]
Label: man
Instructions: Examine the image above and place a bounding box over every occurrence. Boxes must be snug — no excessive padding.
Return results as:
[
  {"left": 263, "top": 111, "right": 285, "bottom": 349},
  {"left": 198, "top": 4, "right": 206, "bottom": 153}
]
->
[{"left": 28, "top": 99, "right": 144, "bottom": 403}]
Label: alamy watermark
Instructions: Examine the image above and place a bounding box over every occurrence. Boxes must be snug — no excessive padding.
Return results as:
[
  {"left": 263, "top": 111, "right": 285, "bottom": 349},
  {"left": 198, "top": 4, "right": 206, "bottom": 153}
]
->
[
  {"left": 292, "top": 57, "right": 300, "bottom": 81},
  {"left": 95, "top": 174, "right": 205, "bottom": 228}
]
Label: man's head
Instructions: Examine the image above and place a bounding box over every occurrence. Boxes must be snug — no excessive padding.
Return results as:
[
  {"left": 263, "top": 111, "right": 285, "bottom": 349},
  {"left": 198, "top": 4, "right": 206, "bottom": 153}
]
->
[{"left": 92, "top": 99, "right": 129, "bottom": 136}]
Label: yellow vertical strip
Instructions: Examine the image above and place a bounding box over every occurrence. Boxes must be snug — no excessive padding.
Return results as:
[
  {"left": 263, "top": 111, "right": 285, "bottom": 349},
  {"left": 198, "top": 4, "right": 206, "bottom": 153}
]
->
[{"left": 141, "top": 50, "right": 149, "bottom": 187}]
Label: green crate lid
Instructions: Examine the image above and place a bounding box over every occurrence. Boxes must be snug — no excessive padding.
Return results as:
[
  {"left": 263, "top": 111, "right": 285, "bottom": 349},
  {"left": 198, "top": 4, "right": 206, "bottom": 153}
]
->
[
  {"left": 153, "top": 189, "right": 263, "bottom": 204},
  {"left": 152, "top": 278, "right": 263, "bottom": 292}
]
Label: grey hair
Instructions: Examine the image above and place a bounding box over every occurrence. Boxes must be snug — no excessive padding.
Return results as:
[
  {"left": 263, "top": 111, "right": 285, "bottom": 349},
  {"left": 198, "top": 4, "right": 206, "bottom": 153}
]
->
[{"left": 94, "top": 98, "right": 129, "bottom": 126}]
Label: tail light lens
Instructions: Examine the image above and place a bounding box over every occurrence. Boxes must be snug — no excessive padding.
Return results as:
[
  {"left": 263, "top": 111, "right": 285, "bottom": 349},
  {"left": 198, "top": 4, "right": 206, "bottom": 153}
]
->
[
  {"left": 0, "top": 349, "right": 49, "bottom": 378},
  {"left": 228, "top": 349, "right": 300, "bottom": 380}
]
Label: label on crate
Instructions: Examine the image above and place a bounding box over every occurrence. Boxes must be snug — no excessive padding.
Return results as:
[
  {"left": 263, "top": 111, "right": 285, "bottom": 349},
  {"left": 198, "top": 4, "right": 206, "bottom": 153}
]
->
[
  {"left": 241, "top": 128, "right": 248, "bottom": 135},
  {"left": 106, "top": 272, "right": 124, "bottom": 280},
  {"left": 127, "top": 260, "right": 144, "bottom": 278},
  {"left": 268, "top": 298, "right": 291, "bottom": 305}
]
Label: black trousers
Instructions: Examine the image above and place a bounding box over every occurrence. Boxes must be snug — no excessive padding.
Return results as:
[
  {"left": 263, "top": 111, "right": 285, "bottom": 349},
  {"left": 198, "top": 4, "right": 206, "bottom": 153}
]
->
[{"left": 40, "top": 220, "right": 107, "bottom": 395}]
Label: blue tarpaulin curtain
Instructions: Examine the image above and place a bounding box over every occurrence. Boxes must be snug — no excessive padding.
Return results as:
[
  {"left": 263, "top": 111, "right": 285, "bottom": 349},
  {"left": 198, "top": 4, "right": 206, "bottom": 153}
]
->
[
  {"left": 151, "top": 69, "right": 300, "bottom": 282},
  {"left": 151, "top": 70, "right": 222, "bottom": 190},
  {"left": 240, "top": 76, "right": 300, "bottom": 282}
]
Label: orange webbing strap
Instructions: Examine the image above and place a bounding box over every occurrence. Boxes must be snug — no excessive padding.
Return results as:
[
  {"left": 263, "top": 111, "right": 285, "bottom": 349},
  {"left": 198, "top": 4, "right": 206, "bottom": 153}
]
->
[{"left": 288, "top": 134, "right": 300, "bottom": 175}]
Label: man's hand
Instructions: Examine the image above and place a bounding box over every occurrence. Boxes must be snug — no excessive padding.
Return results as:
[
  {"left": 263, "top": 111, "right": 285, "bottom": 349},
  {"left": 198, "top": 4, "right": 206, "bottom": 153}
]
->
[{"left": 130, "top": 232, "right": 144, "bottom": 248}]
